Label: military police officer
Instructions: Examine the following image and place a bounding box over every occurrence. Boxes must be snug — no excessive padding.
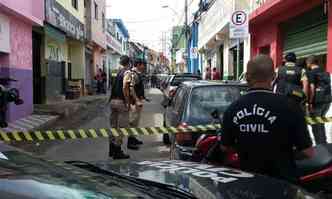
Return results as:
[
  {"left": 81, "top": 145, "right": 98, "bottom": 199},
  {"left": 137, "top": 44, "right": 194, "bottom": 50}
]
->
[{"left": 222, "top": 55, "right": 314, "bottom": 183}]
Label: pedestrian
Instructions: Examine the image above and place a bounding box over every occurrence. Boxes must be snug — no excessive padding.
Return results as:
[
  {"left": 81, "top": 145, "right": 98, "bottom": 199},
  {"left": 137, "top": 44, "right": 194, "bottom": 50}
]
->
[
  {"left": 306, "top": 55, "right": 331, "bottom": 144},
  {"left": 96, "top": 68, "right": 103, "bottom": 94},
  {"left": 109, "top": 55, "right": 136, "bottom": 159},
  {"left": 275, "top": 52, "right": 309, "bottom": 108},
  {"left": 197, "top": 69, "right": 201, "bottom": 76},
  {"left": 205, "top": 66, "right": 211, "bottom": 80},
  {"left": 211, "top": 67, "right": 220, "bottom": 80},
  {"left": 222, "top": 54, "right": 314, "bottom": 183}
]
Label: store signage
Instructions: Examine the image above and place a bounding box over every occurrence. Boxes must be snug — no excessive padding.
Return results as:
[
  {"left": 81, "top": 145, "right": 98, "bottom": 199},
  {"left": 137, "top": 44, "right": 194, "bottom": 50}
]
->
[
  {"left": 230, "top": 11, "right": 249, "bottom": 39},
  {"left": 45, "top": 0, "right": 84, "bottom": 41},
  {"left": 106, "top": 34, "right": 122, "bottom": 54},
  {"left": 0, "top": 13, "right": 10, "bottom": 53}
]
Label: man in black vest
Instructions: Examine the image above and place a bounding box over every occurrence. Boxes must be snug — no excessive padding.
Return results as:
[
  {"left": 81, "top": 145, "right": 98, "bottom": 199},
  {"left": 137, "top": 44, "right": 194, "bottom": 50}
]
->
[
  {"left": 109, "top": 55, "right": 136, "bottom": 159},
  {"left": 275, "top": 52, "right": 309, "bottom": 107}
]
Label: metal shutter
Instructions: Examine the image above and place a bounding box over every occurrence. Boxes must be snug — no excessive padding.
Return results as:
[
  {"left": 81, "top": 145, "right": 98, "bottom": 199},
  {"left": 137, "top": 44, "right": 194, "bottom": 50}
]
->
[{"left": 283, "top": 5, "right": 328, "bottom": 58}]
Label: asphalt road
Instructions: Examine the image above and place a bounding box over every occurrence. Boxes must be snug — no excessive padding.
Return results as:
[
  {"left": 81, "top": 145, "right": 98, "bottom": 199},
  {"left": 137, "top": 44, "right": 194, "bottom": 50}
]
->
[{"left": 19, "top": 89, "right": 170, "bottom": 162}]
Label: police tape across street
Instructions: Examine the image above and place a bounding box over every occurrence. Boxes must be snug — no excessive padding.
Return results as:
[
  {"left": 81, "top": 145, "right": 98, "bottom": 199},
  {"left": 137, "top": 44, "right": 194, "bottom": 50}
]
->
[{"left": 0, "top": 116, "right": 331, "bottom": 143}]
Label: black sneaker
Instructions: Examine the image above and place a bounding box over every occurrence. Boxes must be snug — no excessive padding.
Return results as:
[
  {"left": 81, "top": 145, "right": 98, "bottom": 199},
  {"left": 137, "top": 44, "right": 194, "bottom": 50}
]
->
[
  {"left": 113, "top": 151, "right": 130, "bottom": 159},
  {"left": 129, "top": 136, "right": 143, "bottom": 145}
]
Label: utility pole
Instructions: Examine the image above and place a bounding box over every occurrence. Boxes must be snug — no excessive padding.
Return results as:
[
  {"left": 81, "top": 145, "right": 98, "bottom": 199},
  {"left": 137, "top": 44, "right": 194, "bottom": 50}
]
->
[{"left": 185, "top": 0, "right": 189, "bottom": 72}]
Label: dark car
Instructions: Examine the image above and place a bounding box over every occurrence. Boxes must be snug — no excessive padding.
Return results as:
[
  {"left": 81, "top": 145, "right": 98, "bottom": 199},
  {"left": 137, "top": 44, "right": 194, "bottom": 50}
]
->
[
  {"left": 0, "top": 144, "right": 318, "bottom": 199},
  {"left": 163, "top": 74, "right": 202, "bottom": 103},
  {"left": 163, "top": 80, "right": 248, "bottom": 157}
]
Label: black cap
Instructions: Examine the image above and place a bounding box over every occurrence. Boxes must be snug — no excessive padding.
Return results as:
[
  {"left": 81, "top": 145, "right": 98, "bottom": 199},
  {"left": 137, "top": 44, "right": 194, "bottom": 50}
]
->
[
  {"left": 134, "top": 58, "right": 147, "bottom": 66},
  {"left": 285, "top": 52, "right": 297, "bottom": 63}
]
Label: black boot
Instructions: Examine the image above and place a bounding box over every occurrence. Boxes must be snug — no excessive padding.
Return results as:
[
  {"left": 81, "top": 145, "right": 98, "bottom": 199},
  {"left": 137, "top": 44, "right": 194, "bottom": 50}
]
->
[
  {"left": 109, "top": 142, "right": 130, "bottom": 159},
  {"left": 129, "top": 136, "right": 143, "bottom": 145},
  {"left": 127, "top": 136, "right": 140, "bottom": 150}
]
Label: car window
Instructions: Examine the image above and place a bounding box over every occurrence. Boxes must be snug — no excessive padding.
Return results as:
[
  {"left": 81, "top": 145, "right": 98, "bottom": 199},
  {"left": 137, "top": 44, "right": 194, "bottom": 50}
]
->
[
  {"left": 170, "top": 76, "right": 200, "bottom": 86},
  {"left": 188, "top": 86, "right": 246, "bottom": 122}
]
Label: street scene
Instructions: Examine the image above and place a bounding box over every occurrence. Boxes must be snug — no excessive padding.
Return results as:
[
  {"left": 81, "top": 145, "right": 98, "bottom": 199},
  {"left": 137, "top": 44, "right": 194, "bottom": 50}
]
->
[{"left": 2, "top": 0, "right": 332, "bottom": 198}]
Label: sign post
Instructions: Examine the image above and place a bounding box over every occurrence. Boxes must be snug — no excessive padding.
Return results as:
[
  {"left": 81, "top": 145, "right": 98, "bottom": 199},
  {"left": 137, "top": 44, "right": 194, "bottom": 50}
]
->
[{"left": 230, "top": 11, "right": 249, "bottom": 80}]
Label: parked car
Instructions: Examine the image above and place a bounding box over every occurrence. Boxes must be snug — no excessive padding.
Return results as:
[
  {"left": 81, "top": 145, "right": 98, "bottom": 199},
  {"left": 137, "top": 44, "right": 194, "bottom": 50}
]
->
[
  {"left": 162, "top": 74, "right": 202, "bottom": 107},
  {"left": 0, "top": 144, "right": 317, "bottom": 199},
  {"left": 163, "top": 80, "right": 248, "bottom": 158}
]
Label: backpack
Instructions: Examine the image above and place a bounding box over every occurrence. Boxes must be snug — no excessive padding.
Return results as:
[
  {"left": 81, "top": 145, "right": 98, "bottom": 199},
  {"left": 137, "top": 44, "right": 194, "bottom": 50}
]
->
[{"left": 313, "top": 70, "right": 332, "bottom": 104}]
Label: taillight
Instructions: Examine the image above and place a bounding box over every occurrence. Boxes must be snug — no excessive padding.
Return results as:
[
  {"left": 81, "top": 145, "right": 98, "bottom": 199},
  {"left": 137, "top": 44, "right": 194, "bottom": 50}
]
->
[{"left": 175, "top": 122, "right": 192, "bottom": 145}]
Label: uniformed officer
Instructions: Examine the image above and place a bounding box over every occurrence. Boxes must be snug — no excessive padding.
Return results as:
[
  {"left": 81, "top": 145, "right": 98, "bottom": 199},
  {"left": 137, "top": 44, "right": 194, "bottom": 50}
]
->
[
  {"left": 275, "top": 52, "right": 309, "bottom": 107},
  {"left": 222, "top": 54, "right": 314, "bottom": 183},
  {"left": 109, "top": 55, "right": 133, "bottom": 159}
]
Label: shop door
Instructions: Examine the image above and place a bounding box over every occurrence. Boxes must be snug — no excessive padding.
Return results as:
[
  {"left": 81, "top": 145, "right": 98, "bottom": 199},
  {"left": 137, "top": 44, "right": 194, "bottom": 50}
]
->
[
  {"left": 219, "top": 45, "right": 224, "bottom": 79},
  {"left": 46, "top": 60, "right": 65, "bottom": 99},
  {"left": 32, "top": 31, "right": 45, "bottom": 104},
  {"left": 283, "top": 5, "right": 327, "bottom": 60}
]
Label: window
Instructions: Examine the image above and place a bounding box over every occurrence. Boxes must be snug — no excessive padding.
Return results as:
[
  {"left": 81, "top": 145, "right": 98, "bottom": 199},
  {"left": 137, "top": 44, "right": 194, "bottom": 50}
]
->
[
  {"left": 94, "top": 2, "right": 98, "bottom": 19},
  {"left": 72, "top": 0, "right": 78, "bottom": 10},
  {"left": 102, "top": 13, "right": 105, "bottom": 32}
]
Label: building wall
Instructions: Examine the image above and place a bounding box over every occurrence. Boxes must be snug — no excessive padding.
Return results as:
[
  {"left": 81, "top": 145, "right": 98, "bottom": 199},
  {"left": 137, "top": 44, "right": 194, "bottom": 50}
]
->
[
  {"left": 250, "top": 0, "right": 322, "bottom": 68},
  {"left": 0, "top": 0, "right": 44, "bottom": 25},
  {"left": 56, "top": 0, "right": 85, "bottom": 23},
  {"left": 90, "top": 0, "right": 106, "bottom": 49},
  {"left": 0, "top": 12, "right": 33, "bottom": 121}
]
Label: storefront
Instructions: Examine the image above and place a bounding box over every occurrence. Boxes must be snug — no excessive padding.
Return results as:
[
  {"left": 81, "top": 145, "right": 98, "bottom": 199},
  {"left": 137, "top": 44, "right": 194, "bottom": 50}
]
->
[
  {"left": 43, "top": 0, "right": 85, "bottom": 102},
  {"left": 250, "top": 0, "right": 330, "bottom": 71}
]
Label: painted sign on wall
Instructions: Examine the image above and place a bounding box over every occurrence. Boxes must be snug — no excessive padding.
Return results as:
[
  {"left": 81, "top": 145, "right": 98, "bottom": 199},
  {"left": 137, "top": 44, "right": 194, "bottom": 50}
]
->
[
  {"left": 45, "top": 0, "right": 84, "bottom": 41},
  {"left": 0, "top": 13, "right": 10, "bottom": 53}
]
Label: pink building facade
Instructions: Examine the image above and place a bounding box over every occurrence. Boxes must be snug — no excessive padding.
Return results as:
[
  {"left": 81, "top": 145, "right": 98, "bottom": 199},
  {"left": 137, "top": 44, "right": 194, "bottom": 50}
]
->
[{"left": 0, "top": 0, "right": 44, "bottom": 122}]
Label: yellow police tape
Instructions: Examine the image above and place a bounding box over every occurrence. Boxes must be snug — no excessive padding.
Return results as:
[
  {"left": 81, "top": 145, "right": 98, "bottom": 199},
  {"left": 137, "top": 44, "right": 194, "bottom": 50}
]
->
[{"left": 0, "top": 116, "right": 331, "bottom": 143}]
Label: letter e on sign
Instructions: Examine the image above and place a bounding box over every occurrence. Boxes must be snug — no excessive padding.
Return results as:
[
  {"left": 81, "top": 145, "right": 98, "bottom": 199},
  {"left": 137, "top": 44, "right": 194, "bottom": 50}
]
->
[{"left": 230, "top": 11, "right": 248, "bottom": 39}]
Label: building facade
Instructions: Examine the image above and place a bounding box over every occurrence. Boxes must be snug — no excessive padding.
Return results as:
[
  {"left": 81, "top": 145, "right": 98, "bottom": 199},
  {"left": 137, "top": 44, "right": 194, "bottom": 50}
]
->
[
  {"left": 84, "top": 0, "right": 106, "bottom": 90},
  {"left": 197, "top": 0, "right": 250, "bottom": 80},
  {"left": 37, "top": 0, "right": 85, "bottom": 103},
  {"left": 250, "top": 0, "right": 332, "bottom": 73},
  {"left": 171, "top": 26, "right": 186, "bottom": 73},
  {"left": 0, "top": 0, "right": 44, "bottom": 122}
]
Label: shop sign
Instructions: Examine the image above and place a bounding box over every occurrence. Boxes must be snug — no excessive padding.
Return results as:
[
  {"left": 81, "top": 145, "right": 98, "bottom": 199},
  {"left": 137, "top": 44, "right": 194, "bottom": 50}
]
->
[
  {"left": 0, "top": 13, "right": 10, "bottom": 53},
  {"left": 45, "top": 0, "right": 84, "bottom": 41},
  {"left": 190, "top": 47, "right": 198, "bottom": 59},
  {"left": 106, "top": 34, "right": 122, "bottom": 54},
  {"left": 230, "top": 11, "right": 249, "bottom": 39}
]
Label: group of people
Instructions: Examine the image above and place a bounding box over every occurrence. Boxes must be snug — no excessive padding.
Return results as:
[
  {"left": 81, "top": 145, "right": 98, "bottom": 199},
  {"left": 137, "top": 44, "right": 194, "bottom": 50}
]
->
[
  {"left": 222, "top": 53, "right": 331, "bottom": 183},
  {"left": 95, "top": 68, "right": 107, "bottom": 94},
  {"left": 204, "top": 66, "right": 221, "bottom": 80},
  {"left": 109, "top": 55, "right": 147, "bottom": 159}
]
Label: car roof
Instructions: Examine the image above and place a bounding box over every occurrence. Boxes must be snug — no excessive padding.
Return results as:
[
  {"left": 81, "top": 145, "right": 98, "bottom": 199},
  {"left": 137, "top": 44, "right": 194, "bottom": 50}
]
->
[
  {"left": 173, "top": 73, "right": 201, "bottom": 78},
  {"left": 180, "top": 80, "right": 247, "bottom": 88}
]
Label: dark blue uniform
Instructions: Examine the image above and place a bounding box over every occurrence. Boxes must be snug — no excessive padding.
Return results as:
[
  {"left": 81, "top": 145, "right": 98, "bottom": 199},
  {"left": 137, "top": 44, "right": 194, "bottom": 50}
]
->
[{"left": 222, "top": 88, "right": 312, "bottom": 182}]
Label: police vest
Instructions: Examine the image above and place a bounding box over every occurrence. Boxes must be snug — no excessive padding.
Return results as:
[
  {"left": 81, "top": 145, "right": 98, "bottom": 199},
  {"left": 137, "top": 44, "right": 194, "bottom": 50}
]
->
[
  {"left": 111, "top": 68, "right": 127, "bottom": 100},
  {"left": 131, "top": 70, "right": 145, "bottom": 98},
  {"left": 276, "top": 64, "right": 304, "bottom": 98}
]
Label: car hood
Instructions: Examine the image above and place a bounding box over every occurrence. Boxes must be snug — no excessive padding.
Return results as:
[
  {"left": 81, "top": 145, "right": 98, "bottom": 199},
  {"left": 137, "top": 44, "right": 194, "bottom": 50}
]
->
[{"left": 95, "top": 159, "right": 307, "bottom": 199}]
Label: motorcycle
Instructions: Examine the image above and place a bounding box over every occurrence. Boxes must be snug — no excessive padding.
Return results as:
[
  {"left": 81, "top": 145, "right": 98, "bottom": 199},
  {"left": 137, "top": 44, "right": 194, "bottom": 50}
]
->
[{"left": 192, "top": 110, "right": 332, "bottom": 198}]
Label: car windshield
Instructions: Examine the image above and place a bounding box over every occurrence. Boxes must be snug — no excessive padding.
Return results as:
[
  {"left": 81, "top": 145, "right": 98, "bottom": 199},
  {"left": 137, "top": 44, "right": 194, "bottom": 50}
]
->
[
  {"left": 188, "top": 86, "right": 246, "bottom": 123},
  {"left": 171, "top": 77, "right": 201, "bottom": 86}
]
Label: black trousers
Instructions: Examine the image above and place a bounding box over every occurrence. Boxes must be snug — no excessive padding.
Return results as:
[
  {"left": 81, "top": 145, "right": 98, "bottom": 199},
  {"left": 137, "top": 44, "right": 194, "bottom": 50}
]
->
[{"left": 310, "top": 103, "right": 330, "bottom": 144}]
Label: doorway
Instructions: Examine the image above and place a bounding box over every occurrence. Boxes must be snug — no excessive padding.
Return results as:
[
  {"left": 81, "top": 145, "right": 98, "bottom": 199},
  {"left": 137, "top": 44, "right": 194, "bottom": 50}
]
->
[{"left": 32, "top": 31, "right": 44, "bottom": 104}]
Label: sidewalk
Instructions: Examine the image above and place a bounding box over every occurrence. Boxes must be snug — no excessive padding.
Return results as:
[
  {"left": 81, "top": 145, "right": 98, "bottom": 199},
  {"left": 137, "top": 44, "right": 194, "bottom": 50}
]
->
[{"left": 0, "top": 95, "right": 108, "bottom": 133}]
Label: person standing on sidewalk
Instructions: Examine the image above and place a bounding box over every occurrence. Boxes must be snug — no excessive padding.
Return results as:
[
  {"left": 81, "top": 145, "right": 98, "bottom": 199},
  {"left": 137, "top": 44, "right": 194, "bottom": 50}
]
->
[
  {"left": 211, "top": 67, "right": 221, "bottom": 80},
  {"left": 109, "top": 55, "right": 135, "bottom": 159},
  {"left": 307, "top": 55, "right": 331, "bottom": 144}
]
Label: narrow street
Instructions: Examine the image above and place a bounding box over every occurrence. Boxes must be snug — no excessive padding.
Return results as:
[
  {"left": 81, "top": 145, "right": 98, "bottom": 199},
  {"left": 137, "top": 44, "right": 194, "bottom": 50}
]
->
[{"left": 19, "top": 89, "right": 169, "bottom": 162}]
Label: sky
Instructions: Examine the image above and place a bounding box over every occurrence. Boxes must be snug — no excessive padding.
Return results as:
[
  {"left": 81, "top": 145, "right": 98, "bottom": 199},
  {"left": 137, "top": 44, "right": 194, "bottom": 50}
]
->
[{"left": 106, "top": 0, "right": 186, "bottom": 53}]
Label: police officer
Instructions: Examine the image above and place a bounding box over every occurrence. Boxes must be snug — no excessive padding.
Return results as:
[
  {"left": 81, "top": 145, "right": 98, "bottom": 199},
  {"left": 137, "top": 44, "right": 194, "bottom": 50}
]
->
[
  {"left": 222, "top": 54, "right": 314, "bottom": 183},
  {"left": 307, "top": 55, "right": 331, "bottom": 144},
  {"left": 275, "top": 52, "right": 309, "bottom": 107},
  {"left": 109, "top": 55, "right": 135, "bottom": 159}
]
